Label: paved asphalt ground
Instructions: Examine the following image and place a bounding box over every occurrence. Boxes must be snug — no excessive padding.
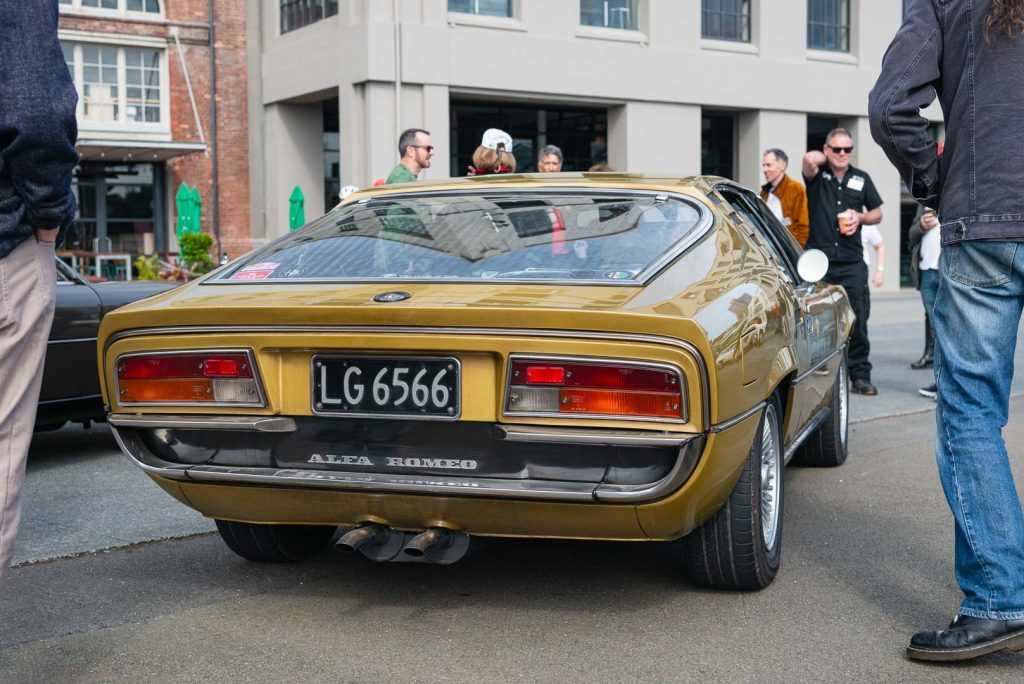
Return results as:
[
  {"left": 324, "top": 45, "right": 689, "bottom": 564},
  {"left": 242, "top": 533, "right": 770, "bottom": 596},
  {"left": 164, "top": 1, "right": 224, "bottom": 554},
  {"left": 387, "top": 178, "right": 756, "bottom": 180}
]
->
[{"left": 2, "top": 291, "right": 1024, "bottom": 682}]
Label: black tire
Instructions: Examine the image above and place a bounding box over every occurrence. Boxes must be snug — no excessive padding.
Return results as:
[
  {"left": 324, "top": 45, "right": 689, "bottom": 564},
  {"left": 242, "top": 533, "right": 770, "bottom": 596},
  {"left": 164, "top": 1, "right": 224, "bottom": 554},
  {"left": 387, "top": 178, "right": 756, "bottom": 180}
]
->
[
  {"left": 792, "top": 356, "right": 849, "bottom": 468},
  {"left": 681, "top": 399, "right": 784, "bottom": 590},
  {"left": 215, "top": 520, "right": 336, "bottom": 562}
]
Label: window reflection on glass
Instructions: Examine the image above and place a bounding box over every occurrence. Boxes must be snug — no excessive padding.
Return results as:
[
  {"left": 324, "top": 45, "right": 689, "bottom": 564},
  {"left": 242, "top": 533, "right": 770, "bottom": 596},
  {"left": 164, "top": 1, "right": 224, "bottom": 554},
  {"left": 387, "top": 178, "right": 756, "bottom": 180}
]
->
[
  {"left": 280, "top": 0, "right": 340, "bottom": 33},
  {"left": 807, "top": 0, "right": 850, "bottom": 51},
  {"left": 580, "top": 0, "right": 638, "bottom": 29},
  {"left": 82, "top": 45, "right": 119, "bottom": 123},
  {"left": 702, "top": 0, "right": 751, "bottom": 42},
  {"left": 125, "top": 48, "right": 161, "bottom": 123},
  {"left": 448, "top": 0, "right": 512, "bottom": 15}
]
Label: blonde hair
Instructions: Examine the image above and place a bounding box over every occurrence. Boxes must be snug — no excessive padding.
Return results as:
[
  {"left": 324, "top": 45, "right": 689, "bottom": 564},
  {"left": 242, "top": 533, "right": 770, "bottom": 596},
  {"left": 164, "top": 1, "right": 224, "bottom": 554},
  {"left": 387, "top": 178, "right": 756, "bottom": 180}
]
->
[{"left": 471, "top": 146, "right": 517, "bottom": 174}]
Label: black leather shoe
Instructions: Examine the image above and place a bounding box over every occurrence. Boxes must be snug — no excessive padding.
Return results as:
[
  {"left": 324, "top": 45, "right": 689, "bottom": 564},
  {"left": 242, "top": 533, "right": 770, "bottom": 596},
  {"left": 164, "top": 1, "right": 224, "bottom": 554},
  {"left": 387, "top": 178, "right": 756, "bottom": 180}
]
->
[
  {"left": 907, "top": 615, "right": 1024, "bottom": 662},
  {"left": 851, "top": 378, "right": 877, "bottom": 396},
  {"left": 911, "top": 353, "right": 934, "bottom": 370}
]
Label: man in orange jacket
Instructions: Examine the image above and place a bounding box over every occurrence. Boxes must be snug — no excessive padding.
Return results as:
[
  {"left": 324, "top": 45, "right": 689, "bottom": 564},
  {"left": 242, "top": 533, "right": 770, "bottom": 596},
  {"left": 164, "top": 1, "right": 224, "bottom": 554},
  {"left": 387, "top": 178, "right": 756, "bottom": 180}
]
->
[{"left": 760, "top": 148, "right": 809, "bottom": 247}]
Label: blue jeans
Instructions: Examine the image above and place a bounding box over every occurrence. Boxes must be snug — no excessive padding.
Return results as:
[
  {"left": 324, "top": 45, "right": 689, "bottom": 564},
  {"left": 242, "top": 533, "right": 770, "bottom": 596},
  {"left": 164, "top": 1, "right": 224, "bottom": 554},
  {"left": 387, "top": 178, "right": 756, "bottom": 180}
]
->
[
  {"left": 933, "top": 240, "right": 1024, "bottom": 620},
  {"left": 920, "top": 268, "right": 939, "bottom": 381}
]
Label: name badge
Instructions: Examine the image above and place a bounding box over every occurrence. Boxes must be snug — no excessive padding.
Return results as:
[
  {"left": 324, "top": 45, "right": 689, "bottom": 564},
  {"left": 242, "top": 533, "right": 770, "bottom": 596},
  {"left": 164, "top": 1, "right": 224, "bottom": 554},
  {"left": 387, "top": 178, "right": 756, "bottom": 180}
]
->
[{"left": 848, "top": 176, "right": 865, "bottom": 192}]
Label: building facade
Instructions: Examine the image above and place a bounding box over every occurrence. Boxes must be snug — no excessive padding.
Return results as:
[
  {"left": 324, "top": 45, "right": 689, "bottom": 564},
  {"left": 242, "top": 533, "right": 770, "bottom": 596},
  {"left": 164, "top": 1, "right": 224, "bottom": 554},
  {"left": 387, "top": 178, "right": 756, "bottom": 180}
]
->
[
  {"left": 58, "top": 0, "right": 250, "bottom": 264},
  {"left": 249, "top": 0, "right": 939, "bottom": 290}
]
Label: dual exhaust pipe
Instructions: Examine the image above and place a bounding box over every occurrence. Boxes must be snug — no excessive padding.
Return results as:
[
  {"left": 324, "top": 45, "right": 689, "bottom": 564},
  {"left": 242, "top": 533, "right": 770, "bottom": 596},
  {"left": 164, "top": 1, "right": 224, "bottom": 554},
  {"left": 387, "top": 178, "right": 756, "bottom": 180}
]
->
[{"left": 337, "top": 524, "right": 470, "bottom": 565}]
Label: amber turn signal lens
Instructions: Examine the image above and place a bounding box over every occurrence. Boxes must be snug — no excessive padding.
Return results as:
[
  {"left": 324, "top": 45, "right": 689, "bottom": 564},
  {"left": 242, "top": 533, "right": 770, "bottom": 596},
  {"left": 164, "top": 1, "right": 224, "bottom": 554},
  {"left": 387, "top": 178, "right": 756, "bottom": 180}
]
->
[{"left": 119, "top": 378, "right": 214, "bottom": 403}]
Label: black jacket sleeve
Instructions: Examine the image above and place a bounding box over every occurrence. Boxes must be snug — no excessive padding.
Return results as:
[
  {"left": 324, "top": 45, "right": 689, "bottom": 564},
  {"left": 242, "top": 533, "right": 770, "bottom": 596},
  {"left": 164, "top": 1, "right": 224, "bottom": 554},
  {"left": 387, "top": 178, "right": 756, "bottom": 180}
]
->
[
  {"left": 868, "top": 0, "right": 942, "bottom": 207},
  {"left": 0, "top": 0, "right": 79, "bottom": 235}
]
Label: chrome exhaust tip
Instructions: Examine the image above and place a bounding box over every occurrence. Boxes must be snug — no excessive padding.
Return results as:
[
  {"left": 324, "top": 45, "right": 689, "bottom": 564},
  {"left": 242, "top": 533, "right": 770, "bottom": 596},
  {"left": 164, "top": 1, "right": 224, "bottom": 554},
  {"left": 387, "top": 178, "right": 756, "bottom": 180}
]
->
[
  {"left": 336, "top": 524, "right": 388, "bottom": 553},
  {"left": 402, "top": 527, "right": 471, "bottom": 565}
]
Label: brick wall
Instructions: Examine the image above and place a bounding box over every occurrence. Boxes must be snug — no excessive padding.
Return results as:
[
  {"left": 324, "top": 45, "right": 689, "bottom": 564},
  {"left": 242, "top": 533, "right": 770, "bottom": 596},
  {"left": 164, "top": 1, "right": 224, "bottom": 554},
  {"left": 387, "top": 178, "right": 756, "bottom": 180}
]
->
[{"left": 59, "top": 2, "right": 251, "bottom": 257}]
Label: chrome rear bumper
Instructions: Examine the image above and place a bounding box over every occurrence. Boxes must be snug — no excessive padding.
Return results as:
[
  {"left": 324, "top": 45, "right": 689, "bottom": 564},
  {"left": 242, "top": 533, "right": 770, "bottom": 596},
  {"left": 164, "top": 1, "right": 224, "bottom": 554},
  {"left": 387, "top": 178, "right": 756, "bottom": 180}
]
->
[{"left": 109, "top": 414, "right": 704, "bottom": 504}]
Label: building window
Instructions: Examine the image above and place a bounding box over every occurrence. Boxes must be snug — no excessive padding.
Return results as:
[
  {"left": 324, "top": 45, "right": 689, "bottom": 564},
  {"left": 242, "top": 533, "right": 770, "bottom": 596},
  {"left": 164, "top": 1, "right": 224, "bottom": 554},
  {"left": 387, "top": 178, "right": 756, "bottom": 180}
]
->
[
  {"left": 280, "top": 0, "right": 339, "bottom": 34},
  {"left": 702, "top": 0, "right": 751, "bottom": 42},
  {"left": 59, "top": 0, "right": 162, "bottom": 13},
  {"left": 808, "top": 0, "right": 850, "bottom": 51},
  {"left": 451, "top": 100, "right": 607, "bottom": 175},
  {"left": 701, "top": 112, "right": 736, "bottom": 180},
  {"left": 580, "top": 0, "right": 638, "bottom": 30},
  {"left": 62, "top": 42, "right": 164, "bottom": 127},
  {"left": 448, "top": 0, "right": 512, "bottom": 16}
]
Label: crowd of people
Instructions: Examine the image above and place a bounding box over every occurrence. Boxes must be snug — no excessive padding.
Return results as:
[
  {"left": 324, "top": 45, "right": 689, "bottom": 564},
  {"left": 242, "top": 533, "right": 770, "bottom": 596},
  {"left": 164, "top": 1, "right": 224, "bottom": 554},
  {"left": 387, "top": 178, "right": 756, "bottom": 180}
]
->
[{"left": 3, "top": 0, "right": 1023, "bottom": 665}]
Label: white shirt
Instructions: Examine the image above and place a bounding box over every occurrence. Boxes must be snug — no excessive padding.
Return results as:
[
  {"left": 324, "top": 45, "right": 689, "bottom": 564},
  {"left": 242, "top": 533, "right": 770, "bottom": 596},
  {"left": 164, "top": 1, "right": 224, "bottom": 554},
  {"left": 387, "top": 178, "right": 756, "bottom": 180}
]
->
[
  {"left": 861, "top": 225, "right": 883, "bottom": 268},
  {"left": 764, "top": 192, "right": 784, "bottom": 222},
  {"left": 919, "top": 223, "right": 941, "bottom": 271}
]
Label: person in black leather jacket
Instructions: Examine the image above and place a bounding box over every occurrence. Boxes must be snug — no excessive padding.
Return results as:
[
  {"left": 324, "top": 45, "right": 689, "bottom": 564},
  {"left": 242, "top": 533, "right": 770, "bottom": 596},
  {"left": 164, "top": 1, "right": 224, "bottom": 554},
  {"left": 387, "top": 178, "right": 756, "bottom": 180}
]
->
[{"left": 870, "top": 0, "right": 1024, "bottom": 662}]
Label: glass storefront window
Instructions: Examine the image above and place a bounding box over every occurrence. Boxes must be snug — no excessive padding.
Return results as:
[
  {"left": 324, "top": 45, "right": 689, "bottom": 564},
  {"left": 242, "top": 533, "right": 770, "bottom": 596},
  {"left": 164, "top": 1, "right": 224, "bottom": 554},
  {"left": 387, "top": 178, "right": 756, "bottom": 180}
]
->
[
  {"left": 701, "top": 112, "right": 736, "bottom": 180},
  {"left": 451, "top": 101, "right": 608, "bottom": 175},
  {"left": 69, "top": 163, "right": 158, "bottom": 255}
]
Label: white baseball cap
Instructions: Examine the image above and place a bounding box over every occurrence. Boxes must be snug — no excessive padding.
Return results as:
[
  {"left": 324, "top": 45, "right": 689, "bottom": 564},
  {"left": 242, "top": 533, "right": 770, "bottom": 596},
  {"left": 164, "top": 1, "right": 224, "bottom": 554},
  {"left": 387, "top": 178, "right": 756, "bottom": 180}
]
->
[{"left": 480, "top": 128, "right": 513, "bottom": 151}]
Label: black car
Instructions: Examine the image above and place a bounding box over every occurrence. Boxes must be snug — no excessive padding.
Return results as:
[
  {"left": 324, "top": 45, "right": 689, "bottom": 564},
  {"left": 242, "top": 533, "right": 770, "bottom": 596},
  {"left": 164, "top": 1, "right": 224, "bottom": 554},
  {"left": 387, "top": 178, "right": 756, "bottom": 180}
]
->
[{"left": 36, "top": 258, "right": 180, "bottom": 430}]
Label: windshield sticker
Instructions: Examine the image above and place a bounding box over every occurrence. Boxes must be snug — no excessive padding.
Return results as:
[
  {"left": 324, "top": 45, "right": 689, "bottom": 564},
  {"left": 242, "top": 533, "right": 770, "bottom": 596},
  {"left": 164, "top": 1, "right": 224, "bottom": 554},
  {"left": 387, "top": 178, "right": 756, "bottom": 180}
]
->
[
  {"left": 230, "top": 269, "right": 275, "bottom": 280},
  {"left": 241, "top": 262, "right": 280, "bottom": 271}
]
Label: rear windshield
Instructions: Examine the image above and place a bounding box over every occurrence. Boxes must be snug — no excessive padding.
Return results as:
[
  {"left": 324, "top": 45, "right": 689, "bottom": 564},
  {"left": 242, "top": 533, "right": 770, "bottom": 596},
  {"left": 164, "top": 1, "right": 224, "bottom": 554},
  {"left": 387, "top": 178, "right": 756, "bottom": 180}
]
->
[{"left": 218, "top": 190, "right": 708, "bottom": 284}]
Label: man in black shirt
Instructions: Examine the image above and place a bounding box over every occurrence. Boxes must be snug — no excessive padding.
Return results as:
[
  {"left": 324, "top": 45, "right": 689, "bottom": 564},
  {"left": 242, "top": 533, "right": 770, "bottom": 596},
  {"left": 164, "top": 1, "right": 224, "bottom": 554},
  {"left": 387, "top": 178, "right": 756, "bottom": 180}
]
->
[{"left": 803, "top": 128, "right": 884, "bottom": 395}]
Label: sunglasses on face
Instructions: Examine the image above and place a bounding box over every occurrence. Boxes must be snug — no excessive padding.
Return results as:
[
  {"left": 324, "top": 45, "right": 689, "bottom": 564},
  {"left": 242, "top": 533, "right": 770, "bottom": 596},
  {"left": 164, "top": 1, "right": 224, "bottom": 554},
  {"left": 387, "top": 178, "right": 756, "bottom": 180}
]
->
[
  {"left": 411, "top": 145, "right": 435, "bottom": 153},
  {"left": 828, "top": 145, "right": 854, "bottom": 154}
]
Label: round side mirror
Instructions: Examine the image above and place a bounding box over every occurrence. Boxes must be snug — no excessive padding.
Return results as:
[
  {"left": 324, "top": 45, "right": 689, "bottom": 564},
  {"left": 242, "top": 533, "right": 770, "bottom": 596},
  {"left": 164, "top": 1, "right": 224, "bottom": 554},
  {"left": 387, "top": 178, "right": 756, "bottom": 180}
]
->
[{"left": 797, "top": 249, "right": 829, "bottom": 283}]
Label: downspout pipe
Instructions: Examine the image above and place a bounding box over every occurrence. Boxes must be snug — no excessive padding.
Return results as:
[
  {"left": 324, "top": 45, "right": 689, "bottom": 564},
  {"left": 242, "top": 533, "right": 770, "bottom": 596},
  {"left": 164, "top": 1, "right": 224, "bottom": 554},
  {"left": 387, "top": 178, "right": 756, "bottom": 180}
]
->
[
  {"left": 208, "top": 0, "right": 221, "bottom": 253},
  {"left": 394, "top": 0, "right": 401, "bottom": 146}
]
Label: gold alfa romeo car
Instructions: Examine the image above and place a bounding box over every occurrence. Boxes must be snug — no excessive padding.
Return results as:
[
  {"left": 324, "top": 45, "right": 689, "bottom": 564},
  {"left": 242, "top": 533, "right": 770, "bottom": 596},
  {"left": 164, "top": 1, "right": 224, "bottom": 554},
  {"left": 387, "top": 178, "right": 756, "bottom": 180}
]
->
[{"left": 98, "top": 174, "right": 852, "bottom": 590}]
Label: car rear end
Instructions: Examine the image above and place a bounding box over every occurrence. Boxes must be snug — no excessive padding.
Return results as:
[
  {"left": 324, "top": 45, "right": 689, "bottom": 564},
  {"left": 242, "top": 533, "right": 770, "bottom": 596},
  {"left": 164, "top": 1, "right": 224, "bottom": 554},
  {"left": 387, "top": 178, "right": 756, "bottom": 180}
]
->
[{"left": 98, "top": 181, "right": 762, "bottom": 558}]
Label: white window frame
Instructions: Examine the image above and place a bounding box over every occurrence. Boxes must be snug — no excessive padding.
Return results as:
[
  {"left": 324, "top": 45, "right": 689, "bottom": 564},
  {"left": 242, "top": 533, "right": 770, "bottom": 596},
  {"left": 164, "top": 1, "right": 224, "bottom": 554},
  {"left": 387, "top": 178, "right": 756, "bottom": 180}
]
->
[
  {"left": 60, "top": 32, "right": 170, "bottom": 136},
  {"left": 59, "top": 0, "right": 164, "bottom": 19},
  {"left": 579, "top": 0, "right": 639, "bottom": 30}
]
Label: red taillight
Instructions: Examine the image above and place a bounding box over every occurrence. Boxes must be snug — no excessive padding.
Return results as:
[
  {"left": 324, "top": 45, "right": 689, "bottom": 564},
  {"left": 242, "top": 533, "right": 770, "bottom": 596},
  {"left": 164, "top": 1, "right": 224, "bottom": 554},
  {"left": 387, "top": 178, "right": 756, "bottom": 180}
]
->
[
  {"left": 115, "top": 352, "right": 262, "bottom": 405},
  {"left": 507, "top": 358, "right": 684, "bottom": 420},
  {"left": 525, "top": 365, "right": 566, "bottom": 384}
]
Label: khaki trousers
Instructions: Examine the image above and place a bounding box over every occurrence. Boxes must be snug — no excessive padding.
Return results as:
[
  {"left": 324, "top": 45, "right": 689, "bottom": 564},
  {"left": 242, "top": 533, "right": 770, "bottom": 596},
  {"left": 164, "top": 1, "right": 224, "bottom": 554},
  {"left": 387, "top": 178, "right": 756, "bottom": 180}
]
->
[{"left": 0, "top": 237, "right": 56, "bottom": 584}]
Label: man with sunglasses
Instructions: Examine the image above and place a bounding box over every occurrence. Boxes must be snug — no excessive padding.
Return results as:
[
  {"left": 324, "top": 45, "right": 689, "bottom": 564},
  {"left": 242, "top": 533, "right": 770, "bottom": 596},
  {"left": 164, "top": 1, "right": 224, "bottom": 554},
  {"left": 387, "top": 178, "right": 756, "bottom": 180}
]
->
[
  {"left": 386, "top": 128, "right": 434, "bottom": 185},
  {"left": 803, "top": 128, "right": 884, "bottom": 396}
]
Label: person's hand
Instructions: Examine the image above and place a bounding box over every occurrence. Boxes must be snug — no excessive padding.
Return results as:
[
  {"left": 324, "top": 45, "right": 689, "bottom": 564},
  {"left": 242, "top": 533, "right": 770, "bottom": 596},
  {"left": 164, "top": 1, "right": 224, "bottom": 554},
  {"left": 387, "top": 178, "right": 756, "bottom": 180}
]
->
[
  {"left": 872, "top": 269, "right": 884, "bottom": 288},
  {"left": 921, "top": 210, "right": 939, "bottom": 230},
  {"left": 33, "top": 227, "right": 58, "bottom": 244},
  {"left": 805, "top": 150, "right": 826, "bottom": 166},
  {"left": 840, "top": 211, "right": 861, "bottom": 235}
]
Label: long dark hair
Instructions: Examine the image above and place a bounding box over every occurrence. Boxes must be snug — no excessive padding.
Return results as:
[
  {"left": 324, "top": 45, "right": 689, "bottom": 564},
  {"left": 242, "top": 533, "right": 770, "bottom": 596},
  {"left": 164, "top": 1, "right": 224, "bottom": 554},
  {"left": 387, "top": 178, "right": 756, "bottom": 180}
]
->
[{"left": 985, "top": 0, "right": 1024, "bottom": 42}]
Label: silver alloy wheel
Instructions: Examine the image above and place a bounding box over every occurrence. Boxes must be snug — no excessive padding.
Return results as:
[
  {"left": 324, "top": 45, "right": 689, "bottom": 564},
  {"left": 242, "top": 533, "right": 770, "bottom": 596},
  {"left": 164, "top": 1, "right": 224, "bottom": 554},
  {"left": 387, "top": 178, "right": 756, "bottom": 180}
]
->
[
  {"left": 838, "top": 362, "right": 849, "bottom": 449},
  {"left": 760, "top": 403, "right": 782, "bottom": 551}
]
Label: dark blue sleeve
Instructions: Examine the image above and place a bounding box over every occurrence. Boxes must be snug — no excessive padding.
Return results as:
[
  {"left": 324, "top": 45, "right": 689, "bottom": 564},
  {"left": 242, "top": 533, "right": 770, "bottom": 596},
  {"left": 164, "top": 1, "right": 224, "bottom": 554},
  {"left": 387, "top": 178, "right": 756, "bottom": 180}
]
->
[
  {"left": 0, "top": 0, "right": 79, "bottom": 234},
  {"left": 868, "top": 0, "right": 942, "bottom": 206}
]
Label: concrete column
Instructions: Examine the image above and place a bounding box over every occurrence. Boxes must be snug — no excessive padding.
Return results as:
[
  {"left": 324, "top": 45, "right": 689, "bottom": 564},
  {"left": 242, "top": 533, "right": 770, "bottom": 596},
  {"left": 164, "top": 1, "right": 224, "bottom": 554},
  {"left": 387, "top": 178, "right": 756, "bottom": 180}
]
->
[
  {"left": 846, "top": 115, "right": 902, "bottom": 293},
  {"left": 608, "top": 101, "right": 701, "bottom": 175},
  {"left": 737, "top": 110, "right": 807, "bottom": 191},
  {"left": 264, "top": 101, "right": 325, "bottom": 241}
]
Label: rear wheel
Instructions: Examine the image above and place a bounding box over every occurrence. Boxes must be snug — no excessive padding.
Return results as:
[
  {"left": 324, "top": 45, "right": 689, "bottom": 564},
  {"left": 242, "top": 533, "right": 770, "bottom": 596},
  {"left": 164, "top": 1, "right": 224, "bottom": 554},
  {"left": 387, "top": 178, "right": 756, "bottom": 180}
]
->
[
  {"left": 792, "top": 356, "right": 848, "bottom": 467},
  {"left": 215, "top": 520, "right": 336, "bottom": 562},
  {"left": 681, "top": 398, "right": 784, "bottom": 590}
]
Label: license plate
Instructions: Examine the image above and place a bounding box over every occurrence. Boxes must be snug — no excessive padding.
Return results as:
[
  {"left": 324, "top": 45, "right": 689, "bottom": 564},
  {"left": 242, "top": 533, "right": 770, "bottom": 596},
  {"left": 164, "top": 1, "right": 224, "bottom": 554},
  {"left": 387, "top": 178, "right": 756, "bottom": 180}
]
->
[{"left": 313, "top": 356, "right": 460, "bottom": 419}]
